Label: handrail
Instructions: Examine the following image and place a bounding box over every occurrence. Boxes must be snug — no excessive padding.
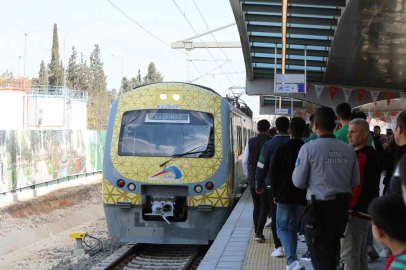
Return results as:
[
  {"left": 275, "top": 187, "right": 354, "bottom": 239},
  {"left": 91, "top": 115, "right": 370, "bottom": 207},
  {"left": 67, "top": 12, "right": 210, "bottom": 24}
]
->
[{"left": 0, "top": 170, "right": 102, "bottom": 196}]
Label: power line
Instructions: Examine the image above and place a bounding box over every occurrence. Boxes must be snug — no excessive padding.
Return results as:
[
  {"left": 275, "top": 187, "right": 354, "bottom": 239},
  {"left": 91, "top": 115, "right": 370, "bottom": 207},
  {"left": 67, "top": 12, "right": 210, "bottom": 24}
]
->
[
  {"left": 107, "top": 0, "right": 185, "bottom": 54},
  {"left": 172, "top": 0, "right": 235, "bottom": 86},
  {"left": 192, "top": 0, "right": 243, "bottom": 85},
  {"left": 189, "top": 55, "right": 212, "bottom": 87}
]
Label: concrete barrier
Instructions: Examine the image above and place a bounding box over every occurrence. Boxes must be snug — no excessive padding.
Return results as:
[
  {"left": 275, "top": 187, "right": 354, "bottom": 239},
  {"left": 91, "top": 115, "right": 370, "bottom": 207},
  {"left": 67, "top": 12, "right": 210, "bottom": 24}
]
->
[{"left": 0, "top": 204, "right": 104, "bottom": 256}]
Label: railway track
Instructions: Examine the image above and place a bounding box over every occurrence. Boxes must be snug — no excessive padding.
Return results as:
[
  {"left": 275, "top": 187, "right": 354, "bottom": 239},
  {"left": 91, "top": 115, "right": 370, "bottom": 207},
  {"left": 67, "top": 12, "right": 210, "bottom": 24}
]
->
[{"left": 91, "top": 244, "right": 201, "bottom": 270}]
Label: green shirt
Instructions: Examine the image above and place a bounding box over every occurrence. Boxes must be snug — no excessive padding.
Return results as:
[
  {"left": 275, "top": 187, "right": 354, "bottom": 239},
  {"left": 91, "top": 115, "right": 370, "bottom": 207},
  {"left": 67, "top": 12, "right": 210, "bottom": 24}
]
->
[
  {"left": 334, "top": 124, "right": 374, "bottom": 146},
  {"left": 304, "top": 132, "right": 318, "bottom": 143},
  {"left": 334, "top": 124, "right": 350, "bottom": 144}
]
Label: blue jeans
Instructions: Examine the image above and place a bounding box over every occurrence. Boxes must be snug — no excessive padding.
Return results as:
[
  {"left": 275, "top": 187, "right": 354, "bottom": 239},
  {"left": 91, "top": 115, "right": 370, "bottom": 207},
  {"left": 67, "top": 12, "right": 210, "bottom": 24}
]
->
[{"left": 276, "top": 203, "right": 305, "bottom": 265}]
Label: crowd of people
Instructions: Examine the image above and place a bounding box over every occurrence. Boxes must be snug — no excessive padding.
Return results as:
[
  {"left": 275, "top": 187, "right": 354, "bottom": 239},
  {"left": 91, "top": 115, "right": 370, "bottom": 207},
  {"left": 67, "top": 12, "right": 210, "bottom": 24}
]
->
[{"left": 242, "top": 103, "right": 406, "bottom": 270}]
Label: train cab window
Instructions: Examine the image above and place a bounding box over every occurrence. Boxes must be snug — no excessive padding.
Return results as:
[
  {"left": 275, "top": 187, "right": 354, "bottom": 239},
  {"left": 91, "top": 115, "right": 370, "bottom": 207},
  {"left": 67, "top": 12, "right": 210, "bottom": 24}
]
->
[{"left": 118, "top": 110, "right": 215, "bottom": 157}]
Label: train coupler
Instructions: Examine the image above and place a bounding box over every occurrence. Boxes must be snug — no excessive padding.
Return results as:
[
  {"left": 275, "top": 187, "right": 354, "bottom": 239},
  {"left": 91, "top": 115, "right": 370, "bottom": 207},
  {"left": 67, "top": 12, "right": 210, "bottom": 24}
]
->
[{"left": 145, "top": 196, "right": 175, "bottom": 224}]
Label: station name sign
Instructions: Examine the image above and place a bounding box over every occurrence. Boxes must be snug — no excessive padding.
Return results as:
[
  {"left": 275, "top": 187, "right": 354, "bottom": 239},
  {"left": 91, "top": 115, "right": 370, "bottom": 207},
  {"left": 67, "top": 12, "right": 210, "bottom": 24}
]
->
[{"left": 145, "top": 113, "right": 190, "bottom": 123}]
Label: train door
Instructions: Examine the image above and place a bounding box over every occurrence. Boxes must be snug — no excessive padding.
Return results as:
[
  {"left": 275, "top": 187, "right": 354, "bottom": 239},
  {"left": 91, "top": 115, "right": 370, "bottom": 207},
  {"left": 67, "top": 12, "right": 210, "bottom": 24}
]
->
[{"left": 229, "top": 115, "right": 235, "bottom": 195}]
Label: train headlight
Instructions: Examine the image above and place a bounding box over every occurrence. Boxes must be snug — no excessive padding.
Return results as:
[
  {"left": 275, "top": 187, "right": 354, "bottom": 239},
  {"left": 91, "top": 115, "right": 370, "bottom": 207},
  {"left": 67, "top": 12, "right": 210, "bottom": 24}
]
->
[
  {"left": 128, "top": 183, "right": 136, "bottom": 191},
  {"left": 159, "top": 93, "right": 167, "bottom": 100},
  {"left": 173, "top": 93, "right": 181, "bottom": 101},
  {"left": 194, "top": 185, "right": 203, "bottom": 193},
  {"left": 117, "top": 179, "right": 125, "bottom": 188},
  {"left": 205, "top": 182, "right": 214, "bottom": 190}
]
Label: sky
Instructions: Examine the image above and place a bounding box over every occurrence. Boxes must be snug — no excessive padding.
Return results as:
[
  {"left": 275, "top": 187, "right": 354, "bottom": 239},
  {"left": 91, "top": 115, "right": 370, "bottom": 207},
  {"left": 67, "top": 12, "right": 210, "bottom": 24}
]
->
[{"left": 0, "top": 0, "right": 260, "bottom": 114}]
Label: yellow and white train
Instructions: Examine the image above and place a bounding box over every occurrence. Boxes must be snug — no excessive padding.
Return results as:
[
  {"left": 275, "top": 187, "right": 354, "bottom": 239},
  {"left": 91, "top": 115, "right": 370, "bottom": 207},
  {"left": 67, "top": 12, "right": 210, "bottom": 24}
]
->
[{"left": 103, "top": 82, "right": 254, "bottom": 244}]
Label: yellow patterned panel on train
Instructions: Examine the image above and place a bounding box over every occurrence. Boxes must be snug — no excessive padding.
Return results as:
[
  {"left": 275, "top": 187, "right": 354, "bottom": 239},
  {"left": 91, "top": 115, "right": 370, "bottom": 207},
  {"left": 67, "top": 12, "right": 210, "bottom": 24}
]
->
[{"left": 110, "top": 83, "right": 223, "bottom": 184}]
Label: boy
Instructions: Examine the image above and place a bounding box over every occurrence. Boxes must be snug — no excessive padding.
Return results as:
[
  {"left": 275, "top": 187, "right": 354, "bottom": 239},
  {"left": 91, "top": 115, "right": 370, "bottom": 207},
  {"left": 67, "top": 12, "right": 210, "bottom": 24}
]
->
[
  {"left": 271, "top": 117, "right": 307, "bottom": 270},
  {"left": 368, "top": 195, "right": 406, "bottom": 270}
]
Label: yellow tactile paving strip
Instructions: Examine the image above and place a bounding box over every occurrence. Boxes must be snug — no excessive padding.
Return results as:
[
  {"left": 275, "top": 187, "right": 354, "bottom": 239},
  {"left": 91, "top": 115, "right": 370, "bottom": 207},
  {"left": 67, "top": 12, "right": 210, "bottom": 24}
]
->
[{"left": 243, "top": 228, "right": 287, "bottom": 270}]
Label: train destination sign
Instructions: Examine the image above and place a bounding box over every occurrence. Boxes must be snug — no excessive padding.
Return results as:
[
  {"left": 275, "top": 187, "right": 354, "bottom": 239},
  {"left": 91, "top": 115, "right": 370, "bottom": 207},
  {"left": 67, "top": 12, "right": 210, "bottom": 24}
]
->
[{"left": 145, "top": 113, "right": 190, "bottom": 123}]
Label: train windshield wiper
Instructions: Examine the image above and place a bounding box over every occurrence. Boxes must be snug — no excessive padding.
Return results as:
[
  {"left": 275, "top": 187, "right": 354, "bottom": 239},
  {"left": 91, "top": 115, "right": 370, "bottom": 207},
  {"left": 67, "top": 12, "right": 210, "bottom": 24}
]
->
[{"left": 159, "top": 144, "right": 209, "bottom": 167}]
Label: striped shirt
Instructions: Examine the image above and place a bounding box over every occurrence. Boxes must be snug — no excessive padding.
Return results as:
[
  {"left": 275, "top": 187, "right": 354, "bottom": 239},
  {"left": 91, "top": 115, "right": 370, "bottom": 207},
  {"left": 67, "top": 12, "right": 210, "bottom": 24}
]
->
[{"left": 389, "top": 250, "right": 406, "bottom": 270}]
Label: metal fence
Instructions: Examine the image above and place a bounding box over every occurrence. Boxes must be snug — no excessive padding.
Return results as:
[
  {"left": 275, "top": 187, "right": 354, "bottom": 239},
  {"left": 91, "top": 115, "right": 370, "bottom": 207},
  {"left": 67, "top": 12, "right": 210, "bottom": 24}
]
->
[
  {"left": 0, "top": 170, "right": 102, "bottom": 196},
  {"left": 28, "top": 86, "right": 88, "bottom": 101}
]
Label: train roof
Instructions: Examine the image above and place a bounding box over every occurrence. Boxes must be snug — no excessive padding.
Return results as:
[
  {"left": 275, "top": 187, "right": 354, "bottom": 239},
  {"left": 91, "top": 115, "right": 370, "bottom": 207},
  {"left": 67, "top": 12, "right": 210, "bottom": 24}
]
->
[{"left": 128, "top": 82, "right": 253, "bottom": 119}]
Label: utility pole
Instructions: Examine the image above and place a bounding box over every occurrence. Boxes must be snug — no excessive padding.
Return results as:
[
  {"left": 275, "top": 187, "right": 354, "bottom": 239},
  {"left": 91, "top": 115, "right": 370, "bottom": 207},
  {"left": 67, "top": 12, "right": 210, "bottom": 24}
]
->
[
  {"left": 24, "top": 34, "right": 27, "bottom": 78},
  {"left": 111, "top": 55, "right": 123, "bottom": 95},
  {"left": 63, "top": 34, "right": 67, "bottom": 89},
  {"left": 18, "top": 56, "right": 21, "bottom": 78}
]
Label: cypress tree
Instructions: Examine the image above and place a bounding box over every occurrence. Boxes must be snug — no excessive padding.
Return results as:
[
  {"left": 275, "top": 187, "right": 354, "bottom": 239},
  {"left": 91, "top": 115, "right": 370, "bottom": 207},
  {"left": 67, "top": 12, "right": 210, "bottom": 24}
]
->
[
  {"left": 143, "top": 62, "right": 164, "bottom": 85},
  {"left": 76, "top": 53, "right": 89, "bottom": 91},
  {"left": 48, "top": 23, "right": 63, "bottom": 86},
  {"left": 67, "top": 46, "right": 79, "bottom": 89},
  {"left": 88, "top": 44, "right": 109, "bottom": 130},
  {"left": 38, "top": 60, "right": 49, "bottom": 87}
]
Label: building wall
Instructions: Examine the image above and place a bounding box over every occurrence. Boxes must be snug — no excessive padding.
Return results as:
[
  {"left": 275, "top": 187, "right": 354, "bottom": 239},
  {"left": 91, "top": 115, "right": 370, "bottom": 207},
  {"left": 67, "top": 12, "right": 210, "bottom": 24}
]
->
[
  {"left": 0, "top": 91, "right": 26, "bottom": 130},
  {"left": 70, "top": 102, "right": 87, "bottom": 129},
  {"left": 27, "top": 98, "right": 87, "bottom": 129}
]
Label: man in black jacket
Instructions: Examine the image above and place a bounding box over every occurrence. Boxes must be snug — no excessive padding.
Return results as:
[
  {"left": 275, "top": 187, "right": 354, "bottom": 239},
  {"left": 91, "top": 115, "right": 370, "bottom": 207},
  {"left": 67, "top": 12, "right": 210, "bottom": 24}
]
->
[
  {"left": 271, "top": 117, "right": 307, "bottom": 270},
  {"left": 242, "top": 119, "right": 271, "bottom": 243},
  {"left": 341, "top": 119, "right": 380, "bottom": 270},
  {"left": 389, "top": 110, "right": 406, "bottom": 195}
]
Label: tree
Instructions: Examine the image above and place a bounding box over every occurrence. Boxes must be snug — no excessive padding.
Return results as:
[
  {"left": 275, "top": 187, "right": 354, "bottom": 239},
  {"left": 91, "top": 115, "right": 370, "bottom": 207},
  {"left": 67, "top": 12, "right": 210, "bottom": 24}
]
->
[
  {"left": 76, "top": 53, "right": 89, "bottom": 91},
  {"left": 130, "top": 70, "right": 142, "bottom": 89},
  {"left": 143, "top": 62, "right": 164, "bottom": 85},
  {"left": 87, "top": 44, "right": 110, "bottom": 130},
  {"left": 67, "top": 46, "right": 79, "bottom": 89},
  {"left": 121, "top": 77, "right": 134, "bottom": 94},
  {"left": 48, "top": 23, "right": 63, "bottom": 86},
  {"left": 35, "top": 60, "right": 49, "bottom": 87}
]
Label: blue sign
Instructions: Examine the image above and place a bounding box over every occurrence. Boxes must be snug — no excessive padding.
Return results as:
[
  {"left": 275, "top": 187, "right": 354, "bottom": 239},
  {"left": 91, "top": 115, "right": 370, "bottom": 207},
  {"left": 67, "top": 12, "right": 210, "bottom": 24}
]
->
[
  {"left": 276, "top": 84, "right": 305, "bottom": 93},
  {"left": 276, "top": 109, "right": 292, "bottom": 115}
]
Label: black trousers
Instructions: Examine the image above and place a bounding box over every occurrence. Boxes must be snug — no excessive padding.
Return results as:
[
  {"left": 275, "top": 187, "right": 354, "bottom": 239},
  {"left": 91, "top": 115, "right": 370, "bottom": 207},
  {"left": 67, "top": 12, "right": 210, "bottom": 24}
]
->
[
  {"left": 305, "top": 196, "right": 349, "bottom": 270},
  {"left": 250, "top": 187, "right": 270, "bottom": 236},
  {"left": 267, "top": 189, "right": 282, "bottom": 249}
]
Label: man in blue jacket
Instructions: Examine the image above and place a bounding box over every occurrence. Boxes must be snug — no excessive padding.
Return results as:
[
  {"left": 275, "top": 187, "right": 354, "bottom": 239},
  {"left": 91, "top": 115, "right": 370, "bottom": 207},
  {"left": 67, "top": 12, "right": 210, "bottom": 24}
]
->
[{"left": 255, "top": 116, "right": 290, "bottom": 257}]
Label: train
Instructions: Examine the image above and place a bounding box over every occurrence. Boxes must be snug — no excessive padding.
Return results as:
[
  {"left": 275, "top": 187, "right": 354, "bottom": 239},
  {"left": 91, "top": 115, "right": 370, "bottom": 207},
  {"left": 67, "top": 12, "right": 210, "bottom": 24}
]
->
[{"left": 103, "top": 82, "right": 255, "bottom": 244}]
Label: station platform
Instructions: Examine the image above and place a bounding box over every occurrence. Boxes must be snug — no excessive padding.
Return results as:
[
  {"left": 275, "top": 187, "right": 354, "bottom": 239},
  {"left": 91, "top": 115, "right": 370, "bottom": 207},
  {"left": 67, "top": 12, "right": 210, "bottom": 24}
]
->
[{"left": 197, "top": 188, "right": 387, "bottom": 270}]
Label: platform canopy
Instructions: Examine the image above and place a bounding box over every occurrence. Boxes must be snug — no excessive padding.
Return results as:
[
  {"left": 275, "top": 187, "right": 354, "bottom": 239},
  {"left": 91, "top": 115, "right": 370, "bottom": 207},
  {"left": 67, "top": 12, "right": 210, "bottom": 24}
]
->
[{"left": 230, "top": 0, "right": 406, "bottom": 113}]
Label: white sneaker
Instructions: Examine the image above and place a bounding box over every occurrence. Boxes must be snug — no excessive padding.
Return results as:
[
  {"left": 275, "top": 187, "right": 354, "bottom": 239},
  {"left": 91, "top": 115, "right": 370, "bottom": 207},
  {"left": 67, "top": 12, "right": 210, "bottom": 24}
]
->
[
  {"left": 271, "top": 247, "right": 284, "bottom": 257},
  {"left": 286, "top": 260, "right": 305, "bottom": 270},
  {"left": 299, "top": 235, "right": 306, "bottom": 242},
  {"left": 380, "top": 248, "right": 391, "bottom": 258},
  {"left": 265, "top": 217, "right": 272, "bottom": 227}
]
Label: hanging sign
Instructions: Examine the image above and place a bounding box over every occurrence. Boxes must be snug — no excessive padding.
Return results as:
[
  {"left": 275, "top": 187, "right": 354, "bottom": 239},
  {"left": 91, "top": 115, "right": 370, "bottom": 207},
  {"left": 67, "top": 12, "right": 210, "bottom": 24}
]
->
[
  {"left": 357, "top": 89, "right": 366, "bottom": 102},
  {"left": 276, "top": 84, "right": 306, "bottom": 93},
  {"left": 275, "top": 109, "right": 292, "bottom": 115},
  {"left": 276, "top": 74, "right": 305, "bottom": 84},
  {"left": 314, "top": 85, "right": 324, "bottom": 100},
  {"left": 375, "top": 112, "right": 381, "bottom": 118},
  {"left": 391, "top": 111, "right": 397, "bottom": 116},
  {"left": 343, "top": 88, "right": 353, "bottom": 102},
  {"left": 391, "top": 116, "right": 396, "bottom": 123}
]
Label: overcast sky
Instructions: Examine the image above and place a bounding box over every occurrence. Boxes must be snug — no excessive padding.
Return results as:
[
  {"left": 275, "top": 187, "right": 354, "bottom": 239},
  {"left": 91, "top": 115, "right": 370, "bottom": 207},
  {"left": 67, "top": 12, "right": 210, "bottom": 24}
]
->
[{"left": 0, "top": 0, "right": 260, "bottom": 114}]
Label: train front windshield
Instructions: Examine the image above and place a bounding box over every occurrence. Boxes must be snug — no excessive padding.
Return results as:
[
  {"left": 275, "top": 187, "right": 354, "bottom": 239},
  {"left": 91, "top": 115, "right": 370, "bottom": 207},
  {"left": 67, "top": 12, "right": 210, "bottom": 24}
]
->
[{"left": 118, "top": 110, "right": 215, "bottom": 157}]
